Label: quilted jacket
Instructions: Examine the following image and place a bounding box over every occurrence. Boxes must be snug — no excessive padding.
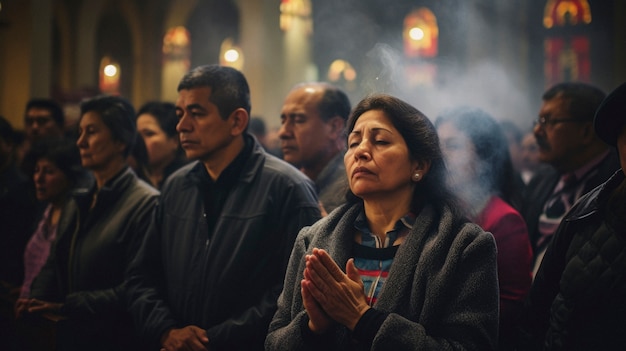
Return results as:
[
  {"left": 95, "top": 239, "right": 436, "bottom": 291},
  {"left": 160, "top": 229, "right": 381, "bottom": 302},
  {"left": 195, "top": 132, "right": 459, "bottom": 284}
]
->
[{"left": 518, "top": 170, "right": 626, "bottom": 350}]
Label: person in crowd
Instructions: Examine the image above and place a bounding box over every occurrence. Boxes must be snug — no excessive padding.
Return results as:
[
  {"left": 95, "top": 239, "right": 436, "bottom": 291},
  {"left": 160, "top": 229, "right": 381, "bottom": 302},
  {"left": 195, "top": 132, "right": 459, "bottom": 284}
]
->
[
  {"left": 14, "top": 139, "right": 83, "bottom": 310},
  {"left": 136, "top": 101, "right": 188, "bottom": 189},
  {"left": 127, "top": 131, "right": 150, "bottom": 184},
  {"left": 435, "top": 106, "right": 532, "bottom": 350},
  {"left": 23, "top": 95, "right": 159, "bottom": 351},
  {"left": 0, "top": 116, "right": 39, "bottom": 289},
  {"left": 501, "top": 120, "right": 524, "bottom": 174},
  {"left": 249, "top": 116, "right": 267, "bottom": 147},
  {"left": 0, "top": 116, "right": 40, "bottom": 349},
  {"left": 516, "top": 82, "right": 626, "bottom": 350},
  {"left": 519, "top": 130, "right": 543, "bottom": 185},
  {"left": 279, "top": 82, "right": 351, "bottom": 214},
  {"left": 266, "top": 94, "right": 499, "bottom": 350},
  {"left": 126, "top": 65, "right": 321, "bottom": 351},
  {"left": 19, "top": 99, "right": 66, "bottom": 169},
  {"left": 521, "top": 82, "right": 620, "bottom": 275},
  {"left": 249, "top": 116, "right": 281, "bottom": 157}
]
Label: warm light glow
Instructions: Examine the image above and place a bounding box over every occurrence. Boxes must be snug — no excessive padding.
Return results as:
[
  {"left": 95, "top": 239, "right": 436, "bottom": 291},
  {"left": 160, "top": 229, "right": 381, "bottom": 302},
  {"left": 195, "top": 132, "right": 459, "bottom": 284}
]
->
[
  {"left": 543, "top": 0, "right": 592, "bottom": 28},
  {"left": 104, "top": 64, "right": 118, "bottom": 77},
  {"left": 163, "top": 26, "right": 191, "bottom": 56},
  {"left": 328, "top": 59, "right": 356, "bottom": 82},
  {"left": 409, "top": 27, "right": 425, "bottom": 41},
  {"left": 99, "top": 57, "right": 121, "bottom": 95},
  {"left": 403, "top": 8, "right": 438, "bottom": 58},
  {"left": 219, "top": 38, "right": 244, "bottom": 70},
  {"left": 280, "top": 0, "right": 312, "bottom": 33},
  {"left": 224, "top": 49, "right": 239, "bottom": 63}
]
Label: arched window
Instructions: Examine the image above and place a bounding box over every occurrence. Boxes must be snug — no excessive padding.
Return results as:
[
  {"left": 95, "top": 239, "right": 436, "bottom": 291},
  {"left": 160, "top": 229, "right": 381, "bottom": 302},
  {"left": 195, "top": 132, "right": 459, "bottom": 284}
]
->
[
  {"left": 403, "top": 8, "right": 438, "bottom": 58},
  {"left": 543, "top": 0, "right": 592, "bottom": 86},
  {"left": 543, "top": 0, "right": 591, "bottom": 28}
]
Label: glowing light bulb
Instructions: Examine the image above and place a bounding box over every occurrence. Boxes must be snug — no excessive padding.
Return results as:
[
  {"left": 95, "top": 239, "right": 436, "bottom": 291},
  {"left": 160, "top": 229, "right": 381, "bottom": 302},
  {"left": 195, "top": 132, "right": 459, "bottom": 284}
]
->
[
  {"left": 104, "top": 64, "right": 117, "bottom": 77},
  {"left": 409, "top": 27, "right": 424, "bottom": 41},
  {"left": 224, "top": 49, "right": 239, "bottom": 63}
]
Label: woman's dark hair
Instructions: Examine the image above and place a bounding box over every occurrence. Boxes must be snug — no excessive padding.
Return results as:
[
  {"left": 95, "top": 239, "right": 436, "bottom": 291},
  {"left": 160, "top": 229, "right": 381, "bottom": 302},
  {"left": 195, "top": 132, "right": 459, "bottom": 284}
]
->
[
  {"left": 435, "top": 106, "right": 522, "bottom": 209},
  {"left": 346, "top": 94, "right": 462, "bottom": 217},
  {"left": 24, "top": 137, "right": 83, "bottom": 185},
  {"left": 137, "top": 101, "right": 178, "bottom": 138},
  {"left": 80, "top": 95, "right": 136, "bottom": 157}
]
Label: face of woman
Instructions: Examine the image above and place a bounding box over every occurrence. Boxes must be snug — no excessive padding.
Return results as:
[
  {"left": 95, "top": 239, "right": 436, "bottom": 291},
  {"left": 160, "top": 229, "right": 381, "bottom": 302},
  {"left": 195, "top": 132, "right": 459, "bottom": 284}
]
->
[
  {"left": 344, "top": 110, "right": 419, "bottom": 201},
  {"left": 437, "top": 121, "right": 479, "bottom": 191},
  {"left": 76, "top": 111, "right": 126, "bottom": 171},
  {"left": 33, "top": 158, "right": 71, "bottom": 203},
  {"left": 137, "top": 113, "right": 179, "bottom": 168}
]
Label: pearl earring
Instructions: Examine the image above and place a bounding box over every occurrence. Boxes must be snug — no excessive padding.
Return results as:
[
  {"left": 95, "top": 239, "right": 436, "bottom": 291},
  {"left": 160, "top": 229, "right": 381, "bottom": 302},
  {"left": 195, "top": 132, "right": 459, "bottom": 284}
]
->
[{"left": 413, "top": 173, "right": 421, "bottom": 181}]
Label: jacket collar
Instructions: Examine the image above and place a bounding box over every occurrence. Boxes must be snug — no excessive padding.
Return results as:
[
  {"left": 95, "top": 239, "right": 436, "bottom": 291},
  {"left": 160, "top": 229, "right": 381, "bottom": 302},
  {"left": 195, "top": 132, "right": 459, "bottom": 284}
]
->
[
  {"left": 186, "top": 133, "right": 266, "bottom": 187},
  {"left": 565, "top": 169, "right": 624, "bottom": 221},
  {"left": 72, "top": 166, "right": 136, "bottom": 210}
]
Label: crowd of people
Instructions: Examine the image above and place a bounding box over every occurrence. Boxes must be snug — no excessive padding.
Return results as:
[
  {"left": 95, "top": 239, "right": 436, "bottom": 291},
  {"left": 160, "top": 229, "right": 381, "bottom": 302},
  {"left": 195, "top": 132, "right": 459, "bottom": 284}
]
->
[{"left": 0, "top": 63, "right": 624, "bottom": 351}]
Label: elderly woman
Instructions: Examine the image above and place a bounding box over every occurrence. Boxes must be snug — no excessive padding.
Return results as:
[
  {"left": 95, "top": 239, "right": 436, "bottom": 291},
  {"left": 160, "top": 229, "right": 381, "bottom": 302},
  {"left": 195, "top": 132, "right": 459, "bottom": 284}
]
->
[
  {"left": 25, "top": 95, "right": 159, "bottom": 351},
  {"left": 265, "top": 94, "right": 499, "bottom": 350},
  {"left": 435, "top": 107, "right": 532, "bottom": 350}
]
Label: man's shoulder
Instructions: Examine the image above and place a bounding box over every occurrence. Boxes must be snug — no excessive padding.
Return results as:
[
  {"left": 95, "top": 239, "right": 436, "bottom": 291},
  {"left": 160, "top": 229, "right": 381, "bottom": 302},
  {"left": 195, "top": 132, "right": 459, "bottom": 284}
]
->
[{"left": 261, "top": 153, "right": 312, "bottom": 185}]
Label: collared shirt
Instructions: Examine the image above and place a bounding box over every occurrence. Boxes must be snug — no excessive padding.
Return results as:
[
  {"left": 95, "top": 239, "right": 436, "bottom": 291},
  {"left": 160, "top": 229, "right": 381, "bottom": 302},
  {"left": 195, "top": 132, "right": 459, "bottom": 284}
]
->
[
  {"left": 537, "top": 149, "right": 611, "bottom": 249},
  {"left": 352, "top": 209, "right": 415, "bottom": 305},
  {"left": 199, "top": 136, "right": 253, "bottom": 238}
]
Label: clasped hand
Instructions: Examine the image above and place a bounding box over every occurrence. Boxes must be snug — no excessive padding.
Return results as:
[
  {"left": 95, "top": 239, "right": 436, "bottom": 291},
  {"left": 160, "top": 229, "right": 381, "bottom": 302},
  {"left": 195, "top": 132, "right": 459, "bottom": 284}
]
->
[
  {"left": 15, "top": 298, "right": 63, "bottom": 317},
  {"left": 160, "top": 326, "right": 209, "bottom": 351},
  {"left": 301, "top": 248, "right": 370, "bottom": 334}
]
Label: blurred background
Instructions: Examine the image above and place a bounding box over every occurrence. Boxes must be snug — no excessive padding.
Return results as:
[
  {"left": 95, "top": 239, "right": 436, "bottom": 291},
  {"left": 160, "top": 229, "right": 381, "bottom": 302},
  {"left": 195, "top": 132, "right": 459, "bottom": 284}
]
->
[{"left": 0, "top": 0, "right": 624, "bottom": 132}]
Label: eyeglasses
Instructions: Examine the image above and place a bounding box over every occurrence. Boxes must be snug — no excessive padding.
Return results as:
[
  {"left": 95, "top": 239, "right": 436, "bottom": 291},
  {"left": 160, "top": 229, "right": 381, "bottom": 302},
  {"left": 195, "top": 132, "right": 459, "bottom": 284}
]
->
[{"left": 534, "top": 116, "right": 587, "bottom": 128}]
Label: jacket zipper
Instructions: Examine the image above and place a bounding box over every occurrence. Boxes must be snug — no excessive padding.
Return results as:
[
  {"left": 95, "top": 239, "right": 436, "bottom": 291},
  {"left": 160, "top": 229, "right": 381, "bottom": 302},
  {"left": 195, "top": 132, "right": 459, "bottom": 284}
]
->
[{"left": 67, "top": 207, "right": 81, "bottom": 292}]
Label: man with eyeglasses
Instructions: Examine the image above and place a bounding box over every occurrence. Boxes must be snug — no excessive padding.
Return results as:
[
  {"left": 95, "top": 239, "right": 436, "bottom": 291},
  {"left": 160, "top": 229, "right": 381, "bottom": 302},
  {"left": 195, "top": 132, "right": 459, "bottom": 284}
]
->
[
  {"left": 516, "top": 82, "right": 626, "bottom": 350},
  {"left": 521, "top": 82, "right": 620, "bottom": 276}
]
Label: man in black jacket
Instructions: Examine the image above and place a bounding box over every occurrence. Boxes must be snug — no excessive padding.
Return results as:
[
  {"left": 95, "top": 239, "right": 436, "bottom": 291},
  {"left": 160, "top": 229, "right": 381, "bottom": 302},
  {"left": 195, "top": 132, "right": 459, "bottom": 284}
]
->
[
  {"left": 517, "top": 82, "right": 626, "bottom": 350},
  {"left": 521, "top": 82, "right": 620, "bottom": 275},
  {"left": 126, "top": 65, "right": 321, "bottom": 351}
]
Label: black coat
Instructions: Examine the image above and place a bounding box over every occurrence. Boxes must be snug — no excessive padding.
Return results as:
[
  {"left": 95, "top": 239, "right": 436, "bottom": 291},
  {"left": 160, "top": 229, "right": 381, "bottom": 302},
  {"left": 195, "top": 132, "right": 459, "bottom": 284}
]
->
[
  {"left": 518, "top": 170, "right": 626, "bottom": 350},
  {"left": 31, "top": 167, "right": 159, "bottom": 351},
  {"left": 127, "top": 138, "right": 321, "bottom": 351}
]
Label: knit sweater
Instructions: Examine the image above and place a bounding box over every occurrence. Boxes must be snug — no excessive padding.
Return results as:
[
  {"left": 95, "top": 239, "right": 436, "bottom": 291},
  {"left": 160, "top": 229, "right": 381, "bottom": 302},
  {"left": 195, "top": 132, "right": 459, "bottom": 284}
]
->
[{"left": 266, "top": 201, "right": 499, "bottom": 350}]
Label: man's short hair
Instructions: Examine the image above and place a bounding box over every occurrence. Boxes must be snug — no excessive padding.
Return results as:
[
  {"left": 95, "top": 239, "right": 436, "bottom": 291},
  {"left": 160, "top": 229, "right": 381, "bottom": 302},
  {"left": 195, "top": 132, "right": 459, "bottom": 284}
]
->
[
  {"left": 542, "top": 82, "right": 606, "bottom": 122},
  {"left": 318, "top": 84, "right": 351, "bottom": 123},
  {"left": 25, "top": 98, "right": 65, "bottom": 128},
  {"left": 292, "top": 82, "right": 351, "bottom": 123},
  {"left": 177, "top": 64, "right": 251, "bottom": 119}
]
